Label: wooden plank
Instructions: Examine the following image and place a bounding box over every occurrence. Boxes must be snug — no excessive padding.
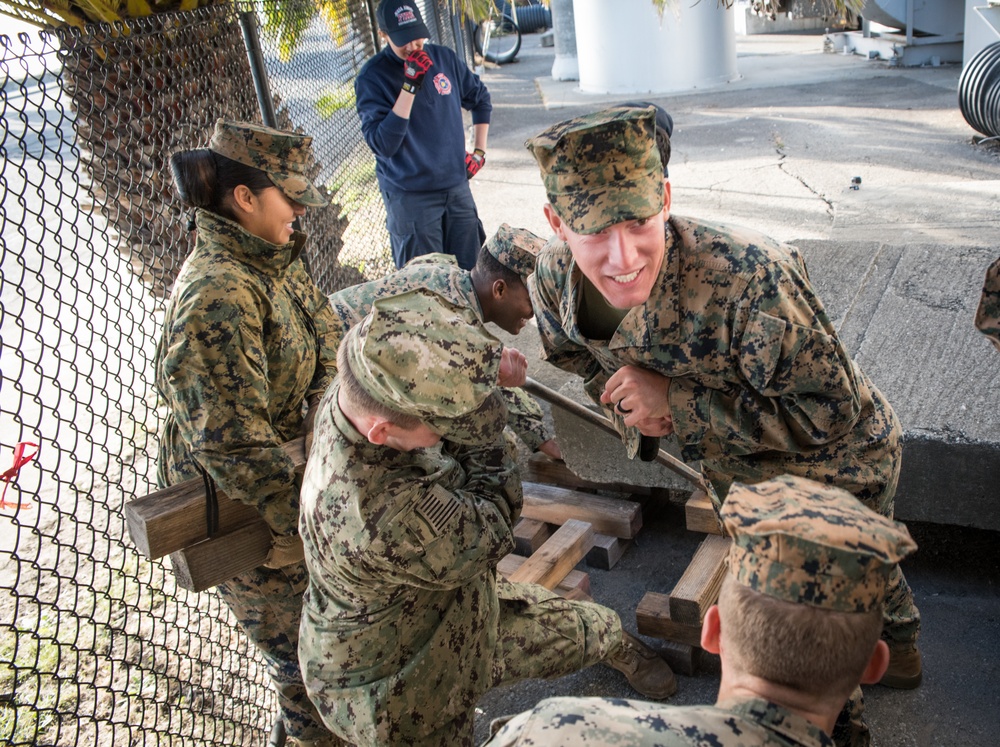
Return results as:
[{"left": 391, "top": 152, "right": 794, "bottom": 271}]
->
[
  {"left": 497, "top": 554, "right": 591, "bottom": 598},
  {"left": 522, "top": 482, "right": 642, "bottom": 539},
  {"left": 585, "top": 533, "right": 630, "bottom": 571},
  {"left": 636, "top": 591, "right": 704, "bottom": 648},
  {"left": 506, "top": 519, "right": 595, "bottom": 590},
  {"left": 522, "top": 453, "right": 659, "bottom": 496},
  {"left": 513, "top": 518, "right": 551, "bottom": 557},
  {"left": 685, "top": 489, "right": 723, "bottom": 535},
  {"left": 169, "top": 520, "right": 273, "bottom": 592},
  {"left": 125, "top": 438, "right": 306, "bottom": 559},
  {"left": 669, "top": 535, "right": 731, "bottom": 626}
]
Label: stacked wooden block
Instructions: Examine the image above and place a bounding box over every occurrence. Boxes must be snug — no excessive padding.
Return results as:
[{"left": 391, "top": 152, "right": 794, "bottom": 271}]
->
[
  {"left": 635, "top": 489, "right": 731, "bottom": 674},
  {"left": 496, "top": 453, "right": 648, "bottom": 598}
]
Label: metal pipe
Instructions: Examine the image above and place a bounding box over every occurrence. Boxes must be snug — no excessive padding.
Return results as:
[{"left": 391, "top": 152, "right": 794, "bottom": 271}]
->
[
  {"left": 239, "top": 11, "right": 278, "bottom": 128},
  {"left": 367, "top": 0, "right": 382, "bottom": 54},
  {"left": 521, "top": 377, "right": 708, "bottom": 492}
]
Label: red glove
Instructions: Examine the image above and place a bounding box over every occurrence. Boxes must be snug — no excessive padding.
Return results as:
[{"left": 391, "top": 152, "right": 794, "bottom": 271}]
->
[
  {"left": 465, "top": 148, "right": 486, "bottom": 179},
  {"left": 402, "top": 49, "right": 433, "bottom": 94}
]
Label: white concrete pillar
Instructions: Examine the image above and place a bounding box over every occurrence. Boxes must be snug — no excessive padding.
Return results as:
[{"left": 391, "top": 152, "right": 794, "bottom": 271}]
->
[
  {"left": 551, "top": 0, "right": 579, "bottom": 81},
  {"left": 574, "top": 0, "right": 739, "bottom": 94}
]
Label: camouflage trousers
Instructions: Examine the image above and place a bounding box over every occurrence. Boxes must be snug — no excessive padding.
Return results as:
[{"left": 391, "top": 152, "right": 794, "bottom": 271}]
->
[
  {"left": 321, "top": 580, "right": 623, "bottom": 747},
  {"left": 215, "top": 560, "right": 339, "bottom": 744},
  {"left": 423, "top": 581, "right": 622, "bottom": 747}
]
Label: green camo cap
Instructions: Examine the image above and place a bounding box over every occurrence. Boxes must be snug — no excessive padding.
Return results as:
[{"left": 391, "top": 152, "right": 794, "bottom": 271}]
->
[
  {"left": 345, "top": 289, "right": 507, "bottom": 446},
  {"left": 721, "top": 475, "right": 917, "bottom": 613},
  {"left": 209, "top": 119, "right": 329, "bottom": 208},
  {"left": 485, "top": 223, "right": 544, "bottom": 280},
  {"left": 525, "top": 106, "right": 664, "bottom": 235}
]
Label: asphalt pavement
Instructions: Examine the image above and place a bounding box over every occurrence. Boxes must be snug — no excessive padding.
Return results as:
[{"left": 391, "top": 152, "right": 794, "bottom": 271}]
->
[{"left": 468, "top": 29, "right": 1000, "bottom": 747}]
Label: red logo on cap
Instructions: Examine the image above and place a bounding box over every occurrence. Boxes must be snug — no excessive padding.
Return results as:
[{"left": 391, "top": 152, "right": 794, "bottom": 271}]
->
[{"left": 395, "top": 6, "right": 417, "bottom": 25}]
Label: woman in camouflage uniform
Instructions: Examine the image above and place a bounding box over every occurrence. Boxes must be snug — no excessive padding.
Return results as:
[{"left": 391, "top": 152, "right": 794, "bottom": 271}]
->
[{"left": 154, "top": 120, "right": 342, "bottom": 747}]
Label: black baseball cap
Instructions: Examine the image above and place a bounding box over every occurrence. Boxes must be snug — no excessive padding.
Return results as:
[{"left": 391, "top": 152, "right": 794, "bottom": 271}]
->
[{"left": 377, "top": 1, "right": 431, "bottom": 46}]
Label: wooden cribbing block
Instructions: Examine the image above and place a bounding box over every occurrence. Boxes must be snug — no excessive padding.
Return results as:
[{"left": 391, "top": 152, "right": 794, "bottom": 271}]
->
[
  {"left": 170, "top": 520, "right": 272, "bottom": 592},
  {"left": 513, "top": 518, "right": 551, "bottom": 557},
  {"left": 585, "top": 533, "right": 630, "bottom": 570},
  {"left": 506, "top": 519, "right": 595, "bottom": 590},
  {"left": 522, "top": 453, "right": 659, "bottom": 496},
  {"left": 685, "top": 489, "right": 723, "bottom": 535},
  {"left": 522, "top": 482, "right": 642, "bottom": 539},
  {"left": 126, "top": 438, "right": 306, "bottom": 559},
  {"left": 498, "top": 554, "right": 591, "bottom": 598},
  {"left": 636, "top": 591, "right": 704, "bottom": 648},
  {"left": 669, "top": 535, "right": 732, "bottom": 625},
  {"left": 659, "top": 640, "right": 700, "bottom": 677}
]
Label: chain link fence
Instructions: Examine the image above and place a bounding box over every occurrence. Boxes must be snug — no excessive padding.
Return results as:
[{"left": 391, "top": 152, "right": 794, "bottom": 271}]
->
[{"left": 0, "top": 2, "right": 477, "bottom": 744}]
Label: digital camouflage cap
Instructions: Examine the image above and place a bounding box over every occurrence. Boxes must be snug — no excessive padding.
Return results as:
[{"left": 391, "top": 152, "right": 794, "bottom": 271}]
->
[
  {"left": 485, "top": 223, "right": 544, "bottom": 281},
  {"left": 525, "top": 105, "right": 665, "bottom": 235},
  {"left": 721, "top": 475, "right": 917, "bottom": 613},
  {"left": 344, "top": 288, "right": 508, "bottom": 446},
  {"left": 208, "top": 119, "right": 328, "bottom": 207}
]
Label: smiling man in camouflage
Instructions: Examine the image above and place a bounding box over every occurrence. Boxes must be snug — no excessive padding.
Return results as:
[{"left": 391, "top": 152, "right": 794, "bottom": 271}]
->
[
  {"left": 525, "top": 105, "right": 921, "bottom": 746},
  {"left": 297, "top": 289, "right": 676, "bottom": 747}
]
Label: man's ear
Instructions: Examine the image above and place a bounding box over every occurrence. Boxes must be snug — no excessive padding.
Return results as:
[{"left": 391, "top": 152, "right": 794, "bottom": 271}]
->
[
  {"left": 543, "top": 203, "right": 566, "bottom": 240},
  {"left": 663, "top": 179, "right": 672, "bottom": 217},
  {"left": 701, "top": 604, "right": 722, "bottom": 655},
  {"left": 859, "top": 640, "right": 891, "bottom": 685},
  {"left": 366, "top": 418, "right": 392, "bottom": 446},
  {"left": 491, "top": 278, "right": 507, "bottom": 300}
]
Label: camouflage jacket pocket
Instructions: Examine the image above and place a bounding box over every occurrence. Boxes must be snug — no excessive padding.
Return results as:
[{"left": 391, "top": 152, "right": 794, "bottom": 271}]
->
[{"left": 738, "top": 309, "right": 786, "bottom": 391}]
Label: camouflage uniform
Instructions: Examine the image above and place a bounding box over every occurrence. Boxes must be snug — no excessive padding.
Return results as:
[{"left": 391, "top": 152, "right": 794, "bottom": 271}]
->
[
  {"left": 526, "top": 108, "right": 918, "bottom": 651},
  {"left": 488, "top": 696, "right": 834, "bottom": 747},
  {"left": 155, "top": 121, "right": 340, "bottom": 744},
  {"left": 485, "top": 475, "right": 917, "bottom": 747},
  {"left": 298, "top": 291, "right": 623, "bottom": 747},
  {"left": 975, "top": 256, "right": 1000, "bottom": 350},
  {"left": 329, "top": 225, "right": 551, "bottom": 451}
]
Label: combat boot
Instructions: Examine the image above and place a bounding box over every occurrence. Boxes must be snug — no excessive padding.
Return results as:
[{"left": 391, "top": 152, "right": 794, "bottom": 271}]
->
[
  {"left": 604, "top": 632, "right": 678, "bottom": 699},
  {"left": 879, "top": 644, "right": 922, "bottom": 689}
]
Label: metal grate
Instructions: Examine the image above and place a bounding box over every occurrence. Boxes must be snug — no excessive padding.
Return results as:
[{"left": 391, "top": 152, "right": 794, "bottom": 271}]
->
[{"left": 0, "top": 2, "right": 474, "bottom": 744}]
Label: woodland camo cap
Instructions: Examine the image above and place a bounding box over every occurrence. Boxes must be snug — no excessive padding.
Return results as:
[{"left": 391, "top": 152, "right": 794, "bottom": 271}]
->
[
  {"left": 525, "top": 105, "right": 665, "bottom": 235},
  {"left": 344, "top": 289, "right": 508, "bottom": 446},
  {"left": 209, "top": 119, "right": 328, "bottom": 207},
  {"left": 721, "top": 475, "right": 917, "bottom": 613},
  {"left": 484, "top": 224, "right": 545, "bottom": 280}
]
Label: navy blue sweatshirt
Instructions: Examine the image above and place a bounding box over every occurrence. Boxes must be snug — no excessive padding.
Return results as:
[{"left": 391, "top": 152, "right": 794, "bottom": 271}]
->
[{"left": 355, "top": 43, "right": 492, "bottom": 193}]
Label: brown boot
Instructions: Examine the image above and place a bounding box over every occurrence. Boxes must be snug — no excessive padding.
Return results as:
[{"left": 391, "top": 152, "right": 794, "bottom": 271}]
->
[
  {"left": 879, "top": 644, "right": 922, "bottom": 689},
  {"left": 604, "top": 632, "right": 678, "bottom": 699}
]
